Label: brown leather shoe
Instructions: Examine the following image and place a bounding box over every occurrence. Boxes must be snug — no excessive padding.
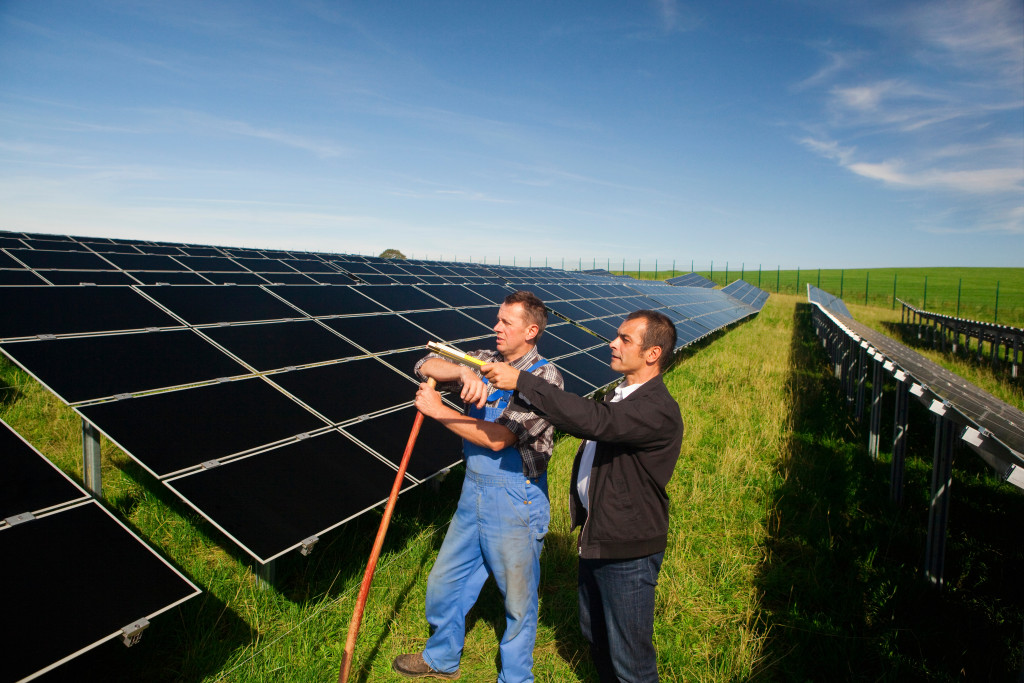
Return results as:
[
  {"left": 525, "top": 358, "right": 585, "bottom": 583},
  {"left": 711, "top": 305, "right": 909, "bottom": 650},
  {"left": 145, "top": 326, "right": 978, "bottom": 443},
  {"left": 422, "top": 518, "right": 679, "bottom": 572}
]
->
[{"left": 391, "top": 653, "right": 460, "bottom": 679}]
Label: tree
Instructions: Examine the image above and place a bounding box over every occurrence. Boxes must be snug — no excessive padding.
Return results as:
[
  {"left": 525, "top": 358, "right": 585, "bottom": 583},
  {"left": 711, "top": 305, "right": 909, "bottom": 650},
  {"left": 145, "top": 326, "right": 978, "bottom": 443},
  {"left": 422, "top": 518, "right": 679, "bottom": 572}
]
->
[{"left": 379, "top": 248, "right": 406, "bottom": 259}]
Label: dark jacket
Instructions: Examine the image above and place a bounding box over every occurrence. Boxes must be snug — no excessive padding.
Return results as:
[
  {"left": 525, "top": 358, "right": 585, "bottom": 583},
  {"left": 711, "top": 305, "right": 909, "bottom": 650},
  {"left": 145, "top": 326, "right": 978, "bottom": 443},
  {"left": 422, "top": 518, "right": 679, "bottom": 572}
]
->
[{"left": 515, "top": 371, "right": 684, "bottom": 559}]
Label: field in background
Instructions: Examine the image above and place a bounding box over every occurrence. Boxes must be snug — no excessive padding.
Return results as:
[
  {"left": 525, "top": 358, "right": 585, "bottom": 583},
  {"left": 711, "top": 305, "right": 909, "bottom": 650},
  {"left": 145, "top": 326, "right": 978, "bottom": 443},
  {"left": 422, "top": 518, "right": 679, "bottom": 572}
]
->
[
  {"left": 616, "top": 267, "right": 1024, "bottom": 327},
  {"left": 1, "top": 291, "right": 1022, "bottom": 681}
]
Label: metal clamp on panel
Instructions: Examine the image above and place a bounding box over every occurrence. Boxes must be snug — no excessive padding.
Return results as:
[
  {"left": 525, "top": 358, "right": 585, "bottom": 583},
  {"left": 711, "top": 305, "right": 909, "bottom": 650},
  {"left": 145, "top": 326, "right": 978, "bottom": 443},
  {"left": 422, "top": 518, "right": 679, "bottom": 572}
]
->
[
  {"left": 909, "top": 383, "right": 926, "bottom": 397},
  {"left": 4, "top": 511, "right": 35, "bottom": 527},
  {"left": 883, "top": 361, "right": 895, "bottom": 372},
  {"left": 893, "top": 370, "right": 907, "bottom": 382},
  {"left": 120, "top": 618, "right": 149, "bottom": 647},
  {"left": 928, "top": 399, "right": 948, "bottom": 416},
  {"left": 961, "top": 426, "right": 987, "bottom": 447},
  {"left": 37, "top": 334, "right": 56, "bottom": 340},
  {"left": 299, "top": 535, "right": 319, "bottom": 556},
  {"left": 296, "top": 432, "right": 311, "bottom": 441},
  {"left": 202, "top": 459, "right": 221, "bottom": 470},
  {"left": 114, "top": 393, "right": 133, "bottom": 401}
]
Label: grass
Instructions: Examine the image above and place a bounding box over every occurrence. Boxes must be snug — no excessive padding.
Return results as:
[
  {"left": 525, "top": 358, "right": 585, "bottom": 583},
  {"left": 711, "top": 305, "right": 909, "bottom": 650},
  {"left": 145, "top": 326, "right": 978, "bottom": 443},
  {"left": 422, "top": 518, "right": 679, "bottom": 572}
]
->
[{"left": 3, "top": 292, "right": 1023, "bottom": 681}]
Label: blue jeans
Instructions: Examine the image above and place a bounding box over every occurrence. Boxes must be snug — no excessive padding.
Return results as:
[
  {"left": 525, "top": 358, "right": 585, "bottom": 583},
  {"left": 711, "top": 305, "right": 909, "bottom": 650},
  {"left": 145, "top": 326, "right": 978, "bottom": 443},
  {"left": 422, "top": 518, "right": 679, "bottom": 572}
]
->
[
  {"left": 422, "top": 470, "right": 549, "bottom": 682},
  {"left": 578, "top": 551, "right": 665, "bottom": 683}
]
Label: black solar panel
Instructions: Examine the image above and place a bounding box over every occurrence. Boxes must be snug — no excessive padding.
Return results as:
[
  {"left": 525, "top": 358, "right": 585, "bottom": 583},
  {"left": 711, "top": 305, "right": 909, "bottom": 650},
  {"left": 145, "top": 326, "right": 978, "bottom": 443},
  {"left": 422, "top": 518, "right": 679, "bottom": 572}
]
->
[
  {"left": 343, "top": 405, "right": 463, "bottom": 482},
  {"left": 79, "top": 378, "right": 328, "bottom": 478},
  {"left": 202, "top": 320, "right": 362, "bottom": 371},
  {"left": 164, "top": 431, "right": 404, "bottom": 562},
  {"left": 1, "top": 330, "right": 250, "bottom": 404},
  {"left": 0, "top": 287, "right": 182, "bottom": 340},
  {"left": 1, "top": 419, "right": 200, "bottom": 681}
]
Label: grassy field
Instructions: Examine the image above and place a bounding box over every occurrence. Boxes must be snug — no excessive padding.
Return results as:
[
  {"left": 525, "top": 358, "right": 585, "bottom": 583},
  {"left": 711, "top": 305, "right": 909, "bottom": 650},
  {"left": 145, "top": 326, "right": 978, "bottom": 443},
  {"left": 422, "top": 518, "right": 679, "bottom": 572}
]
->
[{"left": 3, "top": 292, "right": 1023, "bottom": 681}]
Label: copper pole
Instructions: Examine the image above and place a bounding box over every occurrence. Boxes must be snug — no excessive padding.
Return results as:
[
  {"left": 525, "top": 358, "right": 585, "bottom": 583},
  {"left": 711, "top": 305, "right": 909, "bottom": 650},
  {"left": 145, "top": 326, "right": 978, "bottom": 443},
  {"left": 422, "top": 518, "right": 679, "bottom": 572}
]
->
[{"left": 339, "top": 378, "right": 435, "bottom": 683}]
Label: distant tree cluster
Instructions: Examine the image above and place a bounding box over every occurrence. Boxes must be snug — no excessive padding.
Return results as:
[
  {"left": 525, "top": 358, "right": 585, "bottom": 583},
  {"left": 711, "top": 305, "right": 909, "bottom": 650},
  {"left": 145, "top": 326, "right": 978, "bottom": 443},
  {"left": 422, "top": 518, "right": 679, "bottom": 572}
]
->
[{"left": 379, "top": 248, "right": 406, "bottom": 259}]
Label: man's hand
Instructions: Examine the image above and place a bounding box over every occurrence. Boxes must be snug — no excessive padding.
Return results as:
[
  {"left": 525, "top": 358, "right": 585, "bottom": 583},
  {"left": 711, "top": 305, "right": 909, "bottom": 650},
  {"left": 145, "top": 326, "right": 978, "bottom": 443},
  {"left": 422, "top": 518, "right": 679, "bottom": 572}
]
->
[
  {"left": 458, "top": 366, "right": 489, "bottom": 409},
  {"left": 481, "top": 362, "right": 520, "bottom": 391},
  {"left": 415, "top": 381, "right": 446, "bottom": 419}
]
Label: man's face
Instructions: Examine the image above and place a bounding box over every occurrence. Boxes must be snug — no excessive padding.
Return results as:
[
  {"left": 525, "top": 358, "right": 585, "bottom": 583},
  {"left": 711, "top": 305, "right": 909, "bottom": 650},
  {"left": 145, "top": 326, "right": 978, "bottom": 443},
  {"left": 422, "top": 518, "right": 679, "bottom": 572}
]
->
[
  {"left": 494, "top": 302, "right": 537, "bottom": 360},
  {"left": 609, "top": 317, "right": 650, "bottom": 375}
]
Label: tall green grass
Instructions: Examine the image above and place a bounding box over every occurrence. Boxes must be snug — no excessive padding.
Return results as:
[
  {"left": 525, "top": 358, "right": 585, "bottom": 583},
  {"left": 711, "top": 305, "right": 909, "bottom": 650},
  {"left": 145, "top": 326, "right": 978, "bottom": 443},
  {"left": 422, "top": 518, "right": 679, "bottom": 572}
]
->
[{"left": 2, "top": 292, "right": 1021, "bottom": 681}]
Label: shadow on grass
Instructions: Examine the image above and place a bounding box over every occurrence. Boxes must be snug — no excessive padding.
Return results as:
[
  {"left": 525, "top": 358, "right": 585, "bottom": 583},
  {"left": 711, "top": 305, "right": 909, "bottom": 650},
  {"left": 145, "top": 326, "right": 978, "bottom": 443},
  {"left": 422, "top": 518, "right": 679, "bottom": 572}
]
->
[{"left": 752, "top": 303, "right": 1024, "bottom": 682}]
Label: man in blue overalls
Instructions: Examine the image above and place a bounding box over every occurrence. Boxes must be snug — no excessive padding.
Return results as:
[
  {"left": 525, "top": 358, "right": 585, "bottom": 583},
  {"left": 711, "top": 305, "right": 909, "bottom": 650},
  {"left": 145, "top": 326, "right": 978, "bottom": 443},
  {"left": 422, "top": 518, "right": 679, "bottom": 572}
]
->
[{"left": 393, "top": 290, "right": 564, "bottom": 682}]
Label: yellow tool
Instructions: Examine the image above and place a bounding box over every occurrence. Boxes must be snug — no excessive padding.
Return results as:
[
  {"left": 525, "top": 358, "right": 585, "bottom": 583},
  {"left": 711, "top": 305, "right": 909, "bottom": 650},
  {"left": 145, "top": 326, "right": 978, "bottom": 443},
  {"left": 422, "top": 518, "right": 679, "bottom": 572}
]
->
[{"left": 426, "top": 341, "right": 486, "bottom": 368}]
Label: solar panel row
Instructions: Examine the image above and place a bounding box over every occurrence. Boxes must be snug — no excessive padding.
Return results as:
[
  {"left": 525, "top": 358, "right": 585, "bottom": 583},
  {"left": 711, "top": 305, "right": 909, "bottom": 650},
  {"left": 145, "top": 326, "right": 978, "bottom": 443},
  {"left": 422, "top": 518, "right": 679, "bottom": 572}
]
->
[
  {"left": 1, "top": 419, "right": 200, "bottom": 683},
  {"left": 1, "top": 230, "right": 768, "bottom": 568}
]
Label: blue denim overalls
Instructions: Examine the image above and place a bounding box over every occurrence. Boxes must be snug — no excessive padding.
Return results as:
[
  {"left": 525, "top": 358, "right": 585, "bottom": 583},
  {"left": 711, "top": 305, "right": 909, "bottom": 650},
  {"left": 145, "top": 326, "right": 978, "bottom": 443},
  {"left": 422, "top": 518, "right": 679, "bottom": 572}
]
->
[{"left": 423, "top": 360, "right": 551, "bottom": 683}]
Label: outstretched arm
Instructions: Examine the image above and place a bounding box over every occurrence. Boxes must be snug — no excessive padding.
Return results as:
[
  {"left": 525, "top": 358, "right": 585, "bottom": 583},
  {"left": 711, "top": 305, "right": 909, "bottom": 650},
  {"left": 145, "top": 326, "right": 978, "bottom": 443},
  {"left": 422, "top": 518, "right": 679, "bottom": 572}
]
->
[{"left": 415, "top": 381, "right": 516, "bottom": 451}]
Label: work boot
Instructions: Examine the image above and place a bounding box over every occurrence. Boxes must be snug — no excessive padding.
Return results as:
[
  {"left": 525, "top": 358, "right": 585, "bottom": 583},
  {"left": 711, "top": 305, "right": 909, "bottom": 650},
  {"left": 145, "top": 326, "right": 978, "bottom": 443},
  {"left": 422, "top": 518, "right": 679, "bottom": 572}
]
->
[{"left": 392, "top": 653, "right": 460, "bottom": 679}]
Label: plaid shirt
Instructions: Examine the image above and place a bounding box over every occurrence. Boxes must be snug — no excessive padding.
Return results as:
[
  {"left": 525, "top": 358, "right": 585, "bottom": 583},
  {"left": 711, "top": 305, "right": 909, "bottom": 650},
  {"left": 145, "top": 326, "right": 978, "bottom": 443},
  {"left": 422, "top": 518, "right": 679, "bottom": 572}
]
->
[{"left": 414, "top": 345, "right": 564, "bottom": 478}]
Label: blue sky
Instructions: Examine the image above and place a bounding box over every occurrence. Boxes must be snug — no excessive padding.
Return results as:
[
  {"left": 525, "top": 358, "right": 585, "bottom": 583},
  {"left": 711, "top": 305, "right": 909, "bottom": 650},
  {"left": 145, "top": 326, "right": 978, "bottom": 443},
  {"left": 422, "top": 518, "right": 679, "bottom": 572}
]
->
[{"left": 1, "top": 0, "right": 1021, "bottom": 268}]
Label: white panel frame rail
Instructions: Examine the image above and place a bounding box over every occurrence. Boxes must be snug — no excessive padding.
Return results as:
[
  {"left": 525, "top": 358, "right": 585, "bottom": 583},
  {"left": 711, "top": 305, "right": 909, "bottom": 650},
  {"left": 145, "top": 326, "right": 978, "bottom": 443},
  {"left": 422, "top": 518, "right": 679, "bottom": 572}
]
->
[
  {"left": 898, "top": 299, "right": 1022, "bottom": 378},
  {"left": 807, "top": 285, "right": 1024, "bottom": 588}
]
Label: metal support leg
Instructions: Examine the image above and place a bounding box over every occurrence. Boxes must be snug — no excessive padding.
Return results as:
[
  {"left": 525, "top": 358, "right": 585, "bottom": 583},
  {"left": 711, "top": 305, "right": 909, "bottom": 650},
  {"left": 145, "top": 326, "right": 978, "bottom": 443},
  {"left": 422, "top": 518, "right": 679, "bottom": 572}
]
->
[
  {"left": 82, "top": 419, "right": 102, "bottom": 497},
  {"left": 257, "top": 560, "right": 276, "bottom": 589},
  {"left": 855, "top": 346, "right": 867, "bottom": 422},
  {"left": 868, "top": 358, "right": 883, "bottom": 459},
  {"left": 891, "top": 381, "right": 909, "bottom": 504},
  {"left": 925, "top": 415, "right": 955, "bottom": 587}
]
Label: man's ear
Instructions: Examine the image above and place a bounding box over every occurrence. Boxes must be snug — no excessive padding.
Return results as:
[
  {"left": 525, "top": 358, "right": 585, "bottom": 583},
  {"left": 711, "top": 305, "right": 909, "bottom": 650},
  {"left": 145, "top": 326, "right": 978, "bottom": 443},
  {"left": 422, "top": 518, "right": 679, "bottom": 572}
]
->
[
  {"left": 646, "top": 345, "right": 663, "bottom": 366},
  {"left": 525, "top": 323, "right": 539, "bottom": 342}
]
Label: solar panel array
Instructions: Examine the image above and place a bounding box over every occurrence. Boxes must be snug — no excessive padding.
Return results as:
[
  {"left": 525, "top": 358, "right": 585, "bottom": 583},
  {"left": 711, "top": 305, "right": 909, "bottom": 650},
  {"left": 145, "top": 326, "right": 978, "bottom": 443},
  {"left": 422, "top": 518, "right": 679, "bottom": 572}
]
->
[
  {"left": 807, "top": 285, "right": 1024, "bottom": 488},
  {"left": 1, "top": 418, "right": 200, "bottom": 682},
  {"left": 1, "top": 229, "right": 768, "bottom": 567},
  {"left": 666, "top": 272, "right": 716, "bottom": 288}
]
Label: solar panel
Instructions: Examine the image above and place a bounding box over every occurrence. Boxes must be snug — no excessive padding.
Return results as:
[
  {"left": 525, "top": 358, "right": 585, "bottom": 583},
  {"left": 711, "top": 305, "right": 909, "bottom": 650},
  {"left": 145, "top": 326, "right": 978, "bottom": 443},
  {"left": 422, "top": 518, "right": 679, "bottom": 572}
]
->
[
  {"left": 0, "top": 287, "right": 182, "bottom": 341},
  {"left": 666, "top": 272, "right": 716, "bottom": 288},
  {"left": 0, "top": 420, "right": 87, "bottom": 518},
  {"left": 164, "top": 430, "right": 405, "bottom": 563},
  {"left": 140, "top": 285, "right": 303, "bottom": 325},
  {"left": 202, "top": 320, "right": 362, "bottom": 371},
  {"left": 6, "top": 249, "right": 114, "bottom": 271},
  {"left": 323, "top": 314, "right": 434, "bottom": 353},
  {"left": 1, "top": 419, "right": 200, "bottom": 681},
  {"left": 1, "top": 330, "right": 250, "bottom": 404},
  {"left": 342, "top": 405, "right": 464, "bottom": 482},
  {"left": 79, "top": 377, "right": 328, "bottom": 478},
  {"left": 267, "top": 285, "right": 387, "bottom": 317},
  {"left": 268, "top": 358, "right": 417, "bottom": 424}
]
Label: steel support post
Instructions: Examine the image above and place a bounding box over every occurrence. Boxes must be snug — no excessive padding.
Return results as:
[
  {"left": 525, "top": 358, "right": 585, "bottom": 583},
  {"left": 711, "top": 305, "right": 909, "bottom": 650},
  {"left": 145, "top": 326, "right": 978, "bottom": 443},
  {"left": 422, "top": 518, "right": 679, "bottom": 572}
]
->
[
  {"left": 925, "top": 415, "right": 955, "bottom": 587},
  {"left": 1013, "top": 336, "right": 1019, "bottom": 379},
  {"left": 891, "top": 381, "right": 909, "bottom": 504},
  {"left": 82, "top": 419, "right": 102, "bottom": 496},
  {"left": 258, "top": 560, "right": 276, "bottom": 589},
  {"left": 855, "top": 345, "right": 867, "bottom": 422},
  {"left": 868, "top": 358, "right": 883, "bottom": 459}
]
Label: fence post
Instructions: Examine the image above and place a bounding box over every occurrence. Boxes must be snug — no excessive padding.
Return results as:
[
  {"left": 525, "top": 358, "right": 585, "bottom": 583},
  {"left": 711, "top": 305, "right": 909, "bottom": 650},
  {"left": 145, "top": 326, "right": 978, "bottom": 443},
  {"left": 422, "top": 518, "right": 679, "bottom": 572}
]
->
[
  {"left": 637, "top": 258, "right": 641, "bottom": 279},
  {"left": 710, "top": 260, "right": 714, "bottom": 283},
  {"left": 892, "top": 273, "right": 897, "bottom": 309},
  {"left": 655, "top": 259, "right": 658, "bottom": 280},
  {"left": 758, "top": 264, "right": 761, "bottom": 288},
  {"left": 995, "top": 281, "right": 1000, "bottom": 323},
  {"left": 725, "top": 261, "right": 729, "bottom": 284},
  {"left": 741, "top": 263, "right": 745, "bottom": 281},
  {"left": 817, "top": 268, "right": 821, "bottom": 288}
]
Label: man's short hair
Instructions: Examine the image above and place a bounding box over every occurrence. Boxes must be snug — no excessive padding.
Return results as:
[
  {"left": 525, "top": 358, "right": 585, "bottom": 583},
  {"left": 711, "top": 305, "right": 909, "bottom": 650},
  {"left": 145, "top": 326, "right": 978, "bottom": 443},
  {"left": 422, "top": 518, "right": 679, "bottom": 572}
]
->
[
  {"left": 625, "top": 310, "right": 677, "bottom": 372},
  {"left": 503, "top": 290, "right": 547, "bottom": 339}
]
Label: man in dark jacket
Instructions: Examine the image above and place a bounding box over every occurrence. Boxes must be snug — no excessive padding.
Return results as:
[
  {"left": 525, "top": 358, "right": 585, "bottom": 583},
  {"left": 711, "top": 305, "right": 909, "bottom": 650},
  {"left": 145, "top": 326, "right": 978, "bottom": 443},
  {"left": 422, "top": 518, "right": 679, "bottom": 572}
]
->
[{"left": 483, "top": 309, "right": 684, "bottom": 682}]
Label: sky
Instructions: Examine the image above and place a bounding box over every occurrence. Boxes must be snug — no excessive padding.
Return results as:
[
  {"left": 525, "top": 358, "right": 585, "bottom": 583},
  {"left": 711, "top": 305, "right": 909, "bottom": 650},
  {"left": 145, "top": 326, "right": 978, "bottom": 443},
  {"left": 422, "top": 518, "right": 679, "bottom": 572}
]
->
[{"left": 0, "top": 0, "right": 1021, "bottom": 269}]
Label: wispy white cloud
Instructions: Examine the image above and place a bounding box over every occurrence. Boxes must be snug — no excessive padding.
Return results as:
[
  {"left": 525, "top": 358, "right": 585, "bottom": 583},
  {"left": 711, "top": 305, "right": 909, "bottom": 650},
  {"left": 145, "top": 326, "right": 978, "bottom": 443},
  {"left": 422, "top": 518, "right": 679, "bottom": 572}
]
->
[{"left": 797, "top": 0, "right": 1023, "bottom": 235}]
